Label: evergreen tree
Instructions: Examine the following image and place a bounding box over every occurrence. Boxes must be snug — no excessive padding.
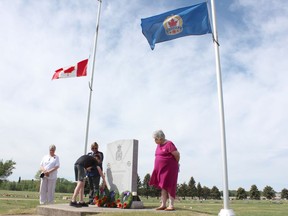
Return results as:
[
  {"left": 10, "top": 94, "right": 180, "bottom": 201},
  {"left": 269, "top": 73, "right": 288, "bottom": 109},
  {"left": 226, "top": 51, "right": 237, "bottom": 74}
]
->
[
  {"left": 236, "top": 187, "right": 247, "bottom": 200},
  {"left": 137, "top": 174, "right": 142, "bottom": 195},
  {"left": 210, "top": 186, "right": 221, "bottom": 200},
  {"left": 177, "top": 182, "right": 189, "bottom": 199},
  {"left": 262, "top": 185, "right": 275, "bottom": 200},
  {"left": 188, "top": 176, "right": 197, "bottom": 198},
  {"left": 137, "top": 174, "right": 142, "bottom": 189},
  {"left": 197, "top": 182, "right": 203, "bottom": 199},
  {"left": 249, "top": 184, "right": 260, "bottom": 200},
  {"left": 142, "top": 173, "right": 151, "bottom": 199},
  {"left": 202, "top": 186, "right": 210, "bottom": 200}
]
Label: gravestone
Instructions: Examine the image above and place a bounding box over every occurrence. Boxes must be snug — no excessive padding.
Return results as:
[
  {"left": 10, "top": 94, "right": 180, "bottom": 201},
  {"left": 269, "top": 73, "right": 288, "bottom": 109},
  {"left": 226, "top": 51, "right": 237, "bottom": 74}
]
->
[{"left": 105, "top": 139, "right": 143, "bottom": 208}]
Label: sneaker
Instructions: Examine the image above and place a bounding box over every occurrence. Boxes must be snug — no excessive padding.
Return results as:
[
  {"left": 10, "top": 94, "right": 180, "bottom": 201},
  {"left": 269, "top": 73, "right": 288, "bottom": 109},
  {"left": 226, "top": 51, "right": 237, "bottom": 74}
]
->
[
  {"left": 79, "top": 202, "right": 89, "bottom": 207},
  {"left": 69, "top": 201, "right": 82, "bottom": 208}
]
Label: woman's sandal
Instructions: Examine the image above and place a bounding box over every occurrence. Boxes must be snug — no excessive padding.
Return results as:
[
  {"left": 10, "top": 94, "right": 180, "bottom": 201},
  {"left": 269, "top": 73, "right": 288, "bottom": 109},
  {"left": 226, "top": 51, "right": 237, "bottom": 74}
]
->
[
  {"left": 155, "top": 206, "right": 166, "bottom": 210},
  {"left": 165, "top": 207, "right": 175, "bottom": 211}
]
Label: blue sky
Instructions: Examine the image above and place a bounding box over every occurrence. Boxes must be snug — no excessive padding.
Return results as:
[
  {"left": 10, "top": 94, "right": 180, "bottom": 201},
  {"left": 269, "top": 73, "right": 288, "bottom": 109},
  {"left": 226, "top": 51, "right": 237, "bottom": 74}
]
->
[{"left": 1, "top": 0, "right": 288, "bottom": 193}]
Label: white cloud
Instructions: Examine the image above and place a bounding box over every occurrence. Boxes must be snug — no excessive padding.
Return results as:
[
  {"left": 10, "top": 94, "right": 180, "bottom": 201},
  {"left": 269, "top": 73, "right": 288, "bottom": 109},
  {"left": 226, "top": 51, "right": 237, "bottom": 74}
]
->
[{"left": 1, "top": 0, "right": 288, "bottom": 193}]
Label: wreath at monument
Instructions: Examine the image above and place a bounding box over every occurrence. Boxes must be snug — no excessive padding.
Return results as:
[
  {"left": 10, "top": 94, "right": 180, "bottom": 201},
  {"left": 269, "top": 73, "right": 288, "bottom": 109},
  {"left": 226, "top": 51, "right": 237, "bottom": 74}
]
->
[
  {"left": 93, "top": 188, "right": 133, "bottom": 208},
  {"left": 116, "top": 190, "right": 133, "bottom": 209},
  {"left": 93, "top": 186, "right": 119, "bottom": 208}
]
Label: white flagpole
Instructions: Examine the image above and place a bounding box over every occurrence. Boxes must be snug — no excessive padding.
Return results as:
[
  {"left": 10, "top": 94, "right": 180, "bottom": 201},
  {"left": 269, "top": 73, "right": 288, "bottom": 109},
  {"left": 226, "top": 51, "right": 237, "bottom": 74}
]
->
[
  {"left": 210, "top": 0, "right": 235, "bottom": 215},
  {"left": 84, "top": 0, "right": 102, "bottom": 154}
]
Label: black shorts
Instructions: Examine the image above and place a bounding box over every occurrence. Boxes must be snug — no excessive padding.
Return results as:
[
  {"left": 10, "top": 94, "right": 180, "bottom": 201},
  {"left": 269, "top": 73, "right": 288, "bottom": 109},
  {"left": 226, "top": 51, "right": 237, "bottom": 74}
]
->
[{"left": 74, "top": 164, "right": 86, "bottom": 181}]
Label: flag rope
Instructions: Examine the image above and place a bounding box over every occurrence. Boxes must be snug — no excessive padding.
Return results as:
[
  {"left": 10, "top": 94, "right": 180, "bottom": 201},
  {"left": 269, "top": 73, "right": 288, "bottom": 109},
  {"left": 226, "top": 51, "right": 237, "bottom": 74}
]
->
[{"left": 212, "top": 33, "right": 220, "bottom": 47}]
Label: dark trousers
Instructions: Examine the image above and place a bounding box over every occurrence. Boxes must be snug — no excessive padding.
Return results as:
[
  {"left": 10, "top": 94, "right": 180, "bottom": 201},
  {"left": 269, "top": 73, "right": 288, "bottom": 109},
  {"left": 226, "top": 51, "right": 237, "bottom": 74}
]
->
[{"left": 88, "top": 175, "right": 100, "bottom": 203}]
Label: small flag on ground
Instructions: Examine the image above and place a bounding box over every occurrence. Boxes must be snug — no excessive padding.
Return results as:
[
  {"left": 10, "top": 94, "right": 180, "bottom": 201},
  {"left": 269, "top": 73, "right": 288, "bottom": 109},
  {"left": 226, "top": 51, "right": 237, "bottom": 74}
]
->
[
  {"left": 141, "top": 2, "right": 212, "bottom": 50},
  {"left": 52, "top": 59, "right": 88, "bottom": 80}
]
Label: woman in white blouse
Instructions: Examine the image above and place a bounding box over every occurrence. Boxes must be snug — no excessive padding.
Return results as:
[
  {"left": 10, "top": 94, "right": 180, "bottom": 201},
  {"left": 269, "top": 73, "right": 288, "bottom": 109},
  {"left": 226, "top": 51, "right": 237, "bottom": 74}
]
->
[{"left": 39, "top": 144, "right": 60, "bottom": 204}]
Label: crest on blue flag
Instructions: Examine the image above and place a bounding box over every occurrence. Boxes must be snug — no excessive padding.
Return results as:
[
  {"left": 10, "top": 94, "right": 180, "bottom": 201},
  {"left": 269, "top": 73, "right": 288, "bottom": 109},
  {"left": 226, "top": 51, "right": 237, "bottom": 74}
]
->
[
  {"left": 141, "top": 2, "right": 212, "bottom": 50},
  {"left": 164, "top": 15, "right": 183, "bottom": 35}
]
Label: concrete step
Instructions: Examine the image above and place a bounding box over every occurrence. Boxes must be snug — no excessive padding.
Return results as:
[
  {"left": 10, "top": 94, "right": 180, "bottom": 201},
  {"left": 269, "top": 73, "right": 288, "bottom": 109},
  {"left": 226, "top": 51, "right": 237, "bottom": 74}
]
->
[{"left": 37, "top": 203, "right": 151, "bottom": 216}]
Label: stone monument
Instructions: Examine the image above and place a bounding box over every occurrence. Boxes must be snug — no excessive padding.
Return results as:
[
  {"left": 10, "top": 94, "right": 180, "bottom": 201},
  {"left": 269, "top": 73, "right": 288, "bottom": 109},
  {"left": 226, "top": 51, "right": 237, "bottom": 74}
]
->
[{"left": 105, "top": 139, "right": 143, "bottom": 208}]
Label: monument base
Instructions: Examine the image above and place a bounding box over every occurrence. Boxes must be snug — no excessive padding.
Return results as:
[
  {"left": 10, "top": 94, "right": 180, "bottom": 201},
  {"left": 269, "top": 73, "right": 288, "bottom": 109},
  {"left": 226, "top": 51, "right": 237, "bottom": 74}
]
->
[
  {"left": 131, "top": 201, "right": 144, "bottom": 209},
  {"left": 218, "top": 208, "right": 235, "bottom": 216},
  {"left": 130, "top": 194, "right": 144, "bottom": 209}
]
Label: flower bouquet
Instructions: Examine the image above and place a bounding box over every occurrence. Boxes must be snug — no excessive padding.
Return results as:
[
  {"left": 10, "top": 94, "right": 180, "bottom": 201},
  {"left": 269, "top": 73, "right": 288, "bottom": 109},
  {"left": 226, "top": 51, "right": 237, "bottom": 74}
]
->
[
  {"left": 116, "top": 190, "right": 133, "bottom": 209},
  {"left": 93, "top": 185, "right": 119, "bottom": 208}
]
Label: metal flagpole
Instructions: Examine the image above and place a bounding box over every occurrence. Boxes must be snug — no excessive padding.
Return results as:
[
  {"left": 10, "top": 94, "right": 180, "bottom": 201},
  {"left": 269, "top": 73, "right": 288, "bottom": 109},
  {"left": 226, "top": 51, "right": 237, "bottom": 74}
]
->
[
  {"left": 84, "top": 0, "right": 102, "bottom": 154},
  {"left": 210, "top": 0, "right": 235, "bottom": 215}
]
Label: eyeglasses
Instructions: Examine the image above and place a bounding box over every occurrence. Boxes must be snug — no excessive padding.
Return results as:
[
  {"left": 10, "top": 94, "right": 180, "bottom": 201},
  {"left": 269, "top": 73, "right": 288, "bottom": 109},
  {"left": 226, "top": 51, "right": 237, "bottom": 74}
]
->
[{"left": 92, "top": 148, "right": 98, "bottom": 150}]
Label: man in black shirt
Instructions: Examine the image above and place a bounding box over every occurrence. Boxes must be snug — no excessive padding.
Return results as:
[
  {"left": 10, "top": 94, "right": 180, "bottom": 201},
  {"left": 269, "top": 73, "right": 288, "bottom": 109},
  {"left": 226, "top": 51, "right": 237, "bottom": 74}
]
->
[{"left": 70, "top": 154, "right": 99, "bottom": 207}]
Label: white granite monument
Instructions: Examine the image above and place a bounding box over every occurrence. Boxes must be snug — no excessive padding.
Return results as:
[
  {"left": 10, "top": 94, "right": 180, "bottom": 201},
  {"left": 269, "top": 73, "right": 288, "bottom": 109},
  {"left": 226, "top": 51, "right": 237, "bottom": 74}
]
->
[{"left": 105, "top": 139, "right": 143, "bottom": 208}]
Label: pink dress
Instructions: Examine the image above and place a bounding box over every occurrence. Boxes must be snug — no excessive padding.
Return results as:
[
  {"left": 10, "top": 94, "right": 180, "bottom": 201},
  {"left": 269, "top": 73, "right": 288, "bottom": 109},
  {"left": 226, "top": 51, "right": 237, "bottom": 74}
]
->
[{"left": 149, "top": 140, "right": 179, "bottom": 198}]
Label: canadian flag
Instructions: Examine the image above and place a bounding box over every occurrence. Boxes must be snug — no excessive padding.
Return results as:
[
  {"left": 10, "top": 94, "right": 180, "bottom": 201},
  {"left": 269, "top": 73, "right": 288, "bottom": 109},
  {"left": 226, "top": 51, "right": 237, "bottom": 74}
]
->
[{"left": 52, "top": 59, "right": 88, "bottom": 80}]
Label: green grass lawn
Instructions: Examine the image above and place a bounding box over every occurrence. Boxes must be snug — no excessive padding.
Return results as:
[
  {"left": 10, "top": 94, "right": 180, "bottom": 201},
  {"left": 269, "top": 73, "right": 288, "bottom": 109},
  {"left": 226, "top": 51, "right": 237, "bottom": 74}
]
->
[{"left": 1, "top": 190, "right": 288, "bottom": 216}]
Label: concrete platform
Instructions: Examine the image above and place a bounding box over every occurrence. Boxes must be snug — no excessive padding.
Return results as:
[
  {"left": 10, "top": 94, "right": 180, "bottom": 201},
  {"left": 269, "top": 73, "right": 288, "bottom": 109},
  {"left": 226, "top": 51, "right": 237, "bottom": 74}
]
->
[{"left": 37, "top": 203, "right": 154, "bottom": 216}]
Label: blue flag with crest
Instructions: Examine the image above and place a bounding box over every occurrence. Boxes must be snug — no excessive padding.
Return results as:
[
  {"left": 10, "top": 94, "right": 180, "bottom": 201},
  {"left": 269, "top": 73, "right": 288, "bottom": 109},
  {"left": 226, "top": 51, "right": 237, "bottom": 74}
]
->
[{"left": 141, "top": 2, "right": 212, "bottom": 50}]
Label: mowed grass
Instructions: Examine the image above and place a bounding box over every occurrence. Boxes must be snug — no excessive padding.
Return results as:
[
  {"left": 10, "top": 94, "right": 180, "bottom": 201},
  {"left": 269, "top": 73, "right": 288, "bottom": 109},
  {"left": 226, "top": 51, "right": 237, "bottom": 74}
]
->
[
  {"left": 1, "top": 190, "right": 288, "bottom": 216},
  {"left": 0, "top": 190, "right": 68, "bottom": 215}
]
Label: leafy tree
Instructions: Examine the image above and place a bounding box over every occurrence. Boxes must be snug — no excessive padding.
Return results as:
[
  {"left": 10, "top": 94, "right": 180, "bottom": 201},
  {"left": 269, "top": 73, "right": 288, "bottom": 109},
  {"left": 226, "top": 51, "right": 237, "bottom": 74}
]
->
[
  {"left": 8, "top": 181, "right": 17, "bottom": 190},
  {"left": 34, "top": 170, "right": 42, "bottom": 180},
  {"left": 0, "top": 177, "right": 77, "bottom": 193},
  {"left": 196, "top": 182, "right": 203, "bottom": 199},
  {"left": 0, "top": 159, "right": 16, "bottom": 180},
  {"left": 210, "top": 186, "right": 221, "bottom": 200},
  {"left": 188, "top": 177, "right": 197, "bottom": 198},
  {"left": 281, "top": 188, "right": 288, "bottom": 199},
  {"left": 262, "top": 185, "right": 275, "bottom": 200},
  {"left": 56, "top": 178, "right": 76, "bottom": 193},
  {"left": 249, "top": 184, "right": 260, "bottom": 200},
  {"left": 202, "top": 186, "right": 210, "bottom": 199},
  {"left": 236, "top": 187, "right": 247, "bottom": 200}
]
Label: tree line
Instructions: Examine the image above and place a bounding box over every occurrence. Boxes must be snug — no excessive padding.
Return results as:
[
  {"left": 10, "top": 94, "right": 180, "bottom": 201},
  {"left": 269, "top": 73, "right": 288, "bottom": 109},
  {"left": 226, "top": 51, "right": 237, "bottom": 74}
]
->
[
  {"left": 1, "top": 159, "right": 288, "bottom": 200},
  {"left": 138, "top": 174, "right": 288, "bottom": 200}
]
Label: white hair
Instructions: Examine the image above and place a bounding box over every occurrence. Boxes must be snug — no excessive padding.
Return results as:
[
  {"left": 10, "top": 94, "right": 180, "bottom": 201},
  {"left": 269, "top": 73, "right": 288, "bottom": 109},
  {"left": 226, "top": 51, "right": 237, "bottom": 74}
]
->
[
  {"left": 49, "top": 144, "right": 56, "bottom": 150},
  {"left": 153, "top": 130, "right": 165, "bottom": 140}
]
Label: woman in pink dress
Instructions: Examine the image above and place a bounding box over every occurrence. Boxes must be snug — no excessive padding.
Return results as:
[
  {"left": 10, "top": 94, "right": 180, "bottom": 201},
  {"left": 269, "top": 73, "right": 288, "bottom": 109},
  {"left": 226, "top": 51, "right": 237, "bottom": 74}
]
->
[{"left": 149, "top": 130, "right": 180, "bottom": 211}]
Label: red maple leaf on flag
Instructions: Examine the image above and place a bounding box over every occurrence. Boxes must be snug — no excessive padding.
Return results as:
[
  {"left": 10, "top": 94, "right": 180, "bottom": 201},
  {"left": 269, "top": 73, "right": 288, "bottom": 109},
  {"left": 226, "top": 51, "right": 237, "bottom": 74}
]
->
[
  {"left": 64, "top": 66, "right": 75, "bottom": 73},
  {"left": 168, "top": 18, "right": 178, "bottom": 27}
]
